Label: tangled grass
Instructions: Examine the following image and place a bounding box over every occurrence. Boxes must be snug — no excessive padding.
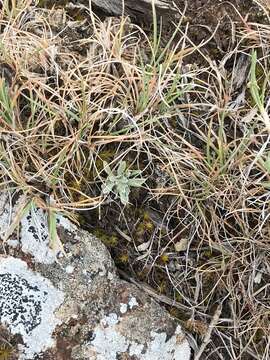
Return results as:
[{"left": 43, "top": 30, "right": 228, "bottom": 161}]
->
[{"left": 0, "top": 0, "right": 270, "bottom": 359}]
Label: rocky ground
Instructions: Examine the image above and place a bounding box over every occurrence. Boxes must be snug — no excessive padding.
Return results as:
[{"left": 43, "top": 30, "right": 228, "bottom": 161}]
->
[{"left": 0, "top": 192, "right": 190, "bottom": 359}]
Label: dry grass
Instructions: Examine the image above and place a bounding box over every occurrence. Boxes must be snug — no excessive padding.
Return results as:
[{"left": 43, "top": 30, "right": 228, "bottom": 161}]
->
[{"left": 0, "top": 0, "right": 270, "bottom": 359}]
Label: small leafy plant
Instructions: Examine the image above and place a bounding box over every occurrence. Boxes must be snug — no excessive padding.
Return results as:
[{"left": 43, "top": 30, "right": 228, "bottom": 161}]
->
[{"left": 102, "top": 161, "right": 146, "bottom": 205}]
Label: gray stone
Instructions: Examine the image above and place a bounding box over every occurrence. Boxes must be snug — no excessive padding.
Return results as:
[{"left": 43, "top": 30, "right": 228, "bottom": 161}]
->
[
  {"left": 0, "top": 257, "right": 64, "bottom": 359},
  {"left": 0, "top": 193, "right": 190, "bottom": 359},
  {"left": 85, "top": 0, "right": 176, "bottom": 20}
]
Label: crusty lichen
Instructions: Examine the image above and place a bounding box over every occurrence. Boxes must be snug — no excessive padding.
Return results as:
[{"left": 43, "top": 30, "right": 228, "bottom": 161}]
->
[
  {"left": 86, "top": 308, "right": 190, "bottom": 360},
  {"left": 0, "top": 257, "right": 64, "bottom": 360}
]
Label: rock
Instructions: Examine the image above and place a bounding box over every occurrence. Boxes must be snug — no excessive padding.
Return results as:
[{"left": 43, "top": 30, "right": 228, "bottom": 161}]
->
[
  {"left": 0, "top": 192, "right": 190, "bottom": 360},
  {"left": 87, "top": 0, "right": 176, "bottom": 20},
  {"left": 0, "top": 257, "right": 64, "bottom": 360}
]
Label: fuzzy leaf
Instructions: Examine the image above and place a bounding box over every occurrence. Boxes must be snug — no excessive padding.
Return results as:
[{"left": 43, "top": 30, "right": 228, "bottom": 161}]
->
[
  {"left": 102, "top": 160, "right": 144, "bottom": 204},
  {"left": 116, "top": 183, "right": 129, "bottom": 196},
  {"left": 128, "top": 178, "right": 146, "bottom": 187},
  {"left": 117, "top": 184, "right": 130, "bottom": 205},
  {"left": 119, "top": 190, "right": 130, "bottom": 205},
  {"left": 102, "top": 181, "right": 114, "bottom": 194},
  {"left": 117, "top": 161, "right": 127, "bottom": 176},
  {"left": 129, "top": 170, "right": 142, "bottom": 176},
  {"left": 103, "top": 161, "right": 113, "bottom": 176}
]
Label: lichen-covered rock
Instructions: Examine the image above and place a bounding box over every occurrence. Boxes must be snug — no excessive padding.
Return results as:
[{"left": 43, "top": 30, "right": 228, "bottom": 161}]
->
[
  {"left": 0, "top": 192, "right": 190, "bottom": 360},
  {"left": 0, "top": 257, "right": 64, "bottom": 359}
]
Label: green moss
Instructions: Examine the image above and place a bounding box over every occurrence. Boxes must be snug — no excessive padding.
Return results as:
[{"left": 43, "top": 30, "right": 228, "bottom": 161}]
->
[
  {"left": 95, "top": 149, "right": 116, "bottom": 173},
  {"left": 116, "top": 253, "right": 129, "bottom": 264},
  {"left": 253, "top": 328, "right": 265, "bottom": 344},
  {"left": 93, "top": 229, "right": 118, "bottom": 247},
  {"left": 158, "top": 279, "right": 168, "bottom": 294},
  {"left": 134, "top": 210, "right": 154, "bottom": 240}
]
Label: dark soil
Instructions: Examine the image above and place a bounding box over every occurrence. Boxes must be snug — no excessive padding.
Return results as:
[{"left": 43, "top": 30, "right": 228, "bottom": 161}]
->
[{"left": 168, "top": 0, "right": 267, "bottom": 60}]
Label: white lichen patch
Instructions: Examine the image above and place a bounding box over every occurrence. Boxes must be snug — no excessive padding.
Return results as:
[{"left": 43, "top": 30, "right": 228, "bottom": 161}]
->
[
  {"left": 89, "top": 316, "right": 190, "bottom": 360},
  {"left": 107, "top": 271, "right": 114, "bottom": 281},
  {"left": 20, "top": 205, "right": 56, "bottom": 264},
  {"left": 129, "top": 296, "right": 138, "bottom": 309},
  {"left": 0, "top": 257, "right": 64, "bottom": 360},
  {"left": 0, "top": 192, "right": 22, "bottom": 240},
  {"left": 0, "top": 192, "right": 78, "bottom": 264},
  {"left": 6, "top": 238, "right": 19, "bottom": 248},
  {"left": 119, "top": 303, "right": 128, "bottom": 314},
  {"left": 0, "top": 193, "right": 54, "bottom": 264},
  {"left": 119, "top": 297, "right": 138, "bottom": 314},
  {"left": 56, "top": 213, "right": 78, "bottom": 234},
  {"left": 65, "top": 265, "right": 74, "bottom": 274},
  {"left": 20, "top": 203, "right": 78, "bottom": 264},
  {"left": 140, "top": 326, "right": 191, "bottom": 360},
  {"left": 0, "top": 192, "right": 12, "bottom": 238},
  {"left": 89, "top": 317, "right": 128, "bottom": 359},
  {"left": 100, "top": 313, "right": 119, "bottom": 327}
]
